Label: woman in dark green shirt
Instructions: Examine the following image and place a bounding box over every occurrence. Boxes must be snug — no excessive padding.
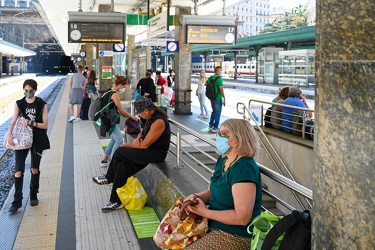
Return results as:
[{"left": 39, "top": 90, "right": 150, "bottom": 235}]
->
[{"left": 185, "top": 119, "right": 262, "bottom": 249}]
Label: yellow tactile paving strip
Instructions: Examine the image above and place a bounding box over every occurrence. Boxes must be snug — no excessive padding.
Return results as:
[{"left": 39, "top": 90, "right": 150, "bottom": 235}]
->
[
  {"left": 13, "top": 80, "right": 69, "bottom": 250},
  {"left": 73, "top": 119, "right": 140, "bottom": 250}
]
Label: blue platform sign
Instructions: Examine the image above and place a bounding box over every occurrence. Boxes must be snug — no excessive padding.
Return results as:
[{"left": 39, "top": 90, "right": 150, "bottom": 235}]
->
[
  {"left": 166, "top": 41, "right": 179, "bottom": 53},
  {"left": 113, "top": 43, "right": 126, "bottom": 53}
]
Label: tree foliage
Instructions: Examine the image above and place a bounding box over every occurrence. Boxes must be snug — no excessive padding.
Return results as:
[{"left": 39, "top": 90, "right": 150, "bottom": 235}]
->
[{"left": 260, "top": 4, "right": 308, "bottom": 34}]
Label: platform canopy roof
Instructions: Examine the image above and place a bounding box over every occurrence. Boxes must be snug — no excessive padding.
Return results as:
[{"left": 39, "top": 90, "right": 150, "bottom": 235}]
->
[
  {"left": 35, "top": 0, "right": 247, "bottom": 56},
  {"left": 0, "top": 38, "right": 36, "bottom": 57}
]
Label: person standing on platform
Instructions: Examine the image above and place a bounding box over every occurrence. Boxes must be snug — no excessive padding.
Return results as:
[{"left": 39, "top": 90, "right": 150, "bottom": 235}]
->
[
  {"left": 196, "top": 70, "right": 209, "bottom": 119},
  {"left": 167, "top": 69, "right": 175, "bottom": 90},
  {"left": 68, "top": 65, "right": 86, "bottom": 122},
  {"left": 155, "top": 70, "right": 167, "bottom": 94},
  {"left": 83, "top": 70, "right": 99, "bottom": 101},
  {"left": 6, "top": 79, "right": 50, "bottom": 214},
  {"left": 99, "top": 75, "right": 138, "bottom": 168},
  {"left": 136, "top": 69, "right": 157, "bottom": 102},
  {"left": 207, "top": 66, "right": 226, "bottom": 133},
  {"left": 93, "top": 97, "right": 170, "bottom": 212},
  {"left": 83, "top": 66, "right": 89, "bottom": 78}
]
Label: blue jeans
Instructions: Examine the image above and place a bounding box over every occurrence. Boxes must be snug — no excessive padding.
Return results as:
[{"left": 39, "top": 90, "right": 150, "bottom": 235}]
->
[
  {"left": 198, "top": 92, "right": 209, "bottom": 115},
  {"left": 105, "top": 124, "right": 123, "bottom": 159},
  {"left": 209, "top": 99, "right": 223, "bottom": 129}
]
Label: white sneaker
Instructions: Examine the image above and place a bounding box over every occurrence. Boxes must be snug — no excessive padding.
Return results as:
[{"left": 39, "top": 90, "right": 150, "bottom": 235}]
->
[
  {"left": 74, "top": 117, "right": 81, "bottom": 122},
  {"left": 68, "top": 116, "right": 75, "bottom": 122}
]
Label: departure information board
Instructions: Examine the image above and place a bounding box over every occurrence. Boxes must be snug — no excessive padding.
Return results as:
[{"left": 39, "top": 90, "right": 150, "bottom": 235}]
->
[
  {"left": 68, "top": 22, "right": 125, "bottom": 43},
  {"left": 186, "top": 25, "right": 236, "bottom": 45}
]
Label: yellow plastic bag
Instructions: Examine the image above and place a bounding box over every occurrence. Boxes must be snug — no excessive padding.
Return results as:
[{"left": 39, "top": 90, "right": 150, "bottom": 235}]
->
[{"left": 116, "top": 176, "right": 148, "bottom": 210}]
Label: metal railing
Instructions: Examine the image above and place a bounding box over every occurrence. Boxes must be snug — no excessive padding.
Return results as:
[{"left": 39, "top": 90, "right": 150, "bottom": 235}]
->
[
  {"left": 237, "top": 101, "right": 313, "bottom": 209},
  {"left": 168, "top": 117, "right": 313, "bottom": 212},
  {"left": 248, "top": 99, "right": 315, "bottom": 140}
]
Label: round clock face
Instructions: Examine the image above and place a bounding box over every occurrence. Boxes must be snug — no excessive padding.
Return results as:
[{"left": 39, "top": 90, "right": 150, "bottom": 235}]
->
[
  {"left": 167, "top": 42, "right": 177, "bottom": 52},
  {"left": 225, "top": 33, "right": 235, "bottom": 44},
  {"left": 70, "top": 30, "right": 81, "bottom": 41},
  {"left": 80, "top": 51, "right": 86, "bottom": 57},
  {"left": 77, "top": 57, "right": 82, "bottom": 62}
]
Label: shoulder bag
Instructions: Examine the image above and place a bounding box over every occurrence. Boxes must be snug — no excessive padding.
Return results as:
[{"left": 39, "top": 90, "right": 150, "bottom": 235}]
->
[{"left": 3, "top": 116, "right": 33, "bottom": 150}]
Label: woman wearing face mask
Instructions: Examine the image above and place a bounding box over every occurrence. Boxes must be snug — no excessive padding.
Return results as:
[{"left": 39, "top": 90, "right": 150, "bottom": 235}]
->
[
  {"left": 183, "top": 119, "right": 262, "bottom": 249},
  {"left": 93, "top": 97, "right": 170, "bottom": 212},
  {"left": 6, "top": 79, "right": 50, "bottom": 214},
  {"left": 196, "top": 70, "right": 209, "bottom": 119},
  {"left": 99, "top": 75, "right": 138, "bottom": 168}
]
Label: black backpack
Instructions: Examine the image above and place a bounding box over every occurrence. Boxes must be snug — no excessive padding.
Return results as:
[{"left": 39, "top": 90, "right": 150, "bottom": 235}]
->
[
  {"left": 262, "top": 210, "right": 311, "bottom": 250},
  {"left": 264, "top": 107, "right": 273, "bottom": 128},
  {"left": 205, "top": 76, "right": 220, "bottom": 100}
]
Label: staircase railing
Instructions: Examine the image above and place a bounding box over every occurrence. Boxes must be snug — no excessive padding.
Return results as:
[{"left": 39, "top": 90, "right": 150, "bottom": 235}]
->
[
  {"left": 236, "top": 101, "right": 313, "bottom": 210},
  {"left": 168, "top": 118, "right": 313, "bottom": 212}
]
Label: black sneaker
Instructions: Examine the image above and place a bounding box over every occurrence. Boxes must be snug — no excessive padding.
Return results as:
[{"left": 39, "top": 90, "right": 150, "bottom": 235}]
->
[
  {"left": 101, "top": 202, "right": 124, "bottom": 213},
  {"left": 30, "top": 193, "right": 39, "bottom": 206},
  {"left": 92, "top": 175, "right": 110, "bottom": 185},
  {"left": 9, "top": 201, "right": 22, "bottom": 215}
]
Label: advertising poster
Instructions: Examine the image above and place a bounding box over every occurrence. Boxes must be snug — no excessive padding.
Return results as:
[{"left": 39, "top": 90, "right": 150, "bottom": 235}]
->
[{"left": 102, "top": 66, "right": 112, "bottom": 79}]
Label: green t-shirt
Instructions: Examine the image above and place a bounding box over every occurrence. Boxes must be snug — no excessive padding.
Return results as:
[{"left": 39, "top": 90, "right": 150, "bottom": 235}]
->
[
  {"left": 208, "top": 156, "right": 262, "bottom": 238},
  {"left": 206, "top": 75, "right": 224, "bottom": 101}
]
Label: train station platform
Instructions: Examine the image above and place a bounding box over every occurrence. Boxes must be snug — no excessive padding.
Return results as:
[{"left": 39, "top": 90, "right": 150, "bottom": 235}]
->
[
  {"left": 0, "top": 77, "right": 216, "bottom": 250},
  {"left": 0, "top": 75, "right": 315, "bottom": 250}
]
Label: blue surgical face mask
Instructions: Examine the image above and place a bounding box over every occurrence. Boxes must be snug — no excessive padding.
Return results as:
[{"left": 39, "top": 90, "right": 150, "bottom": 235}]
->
[{"left": 216, "top": 135, "right": 231, "bottom": 154}]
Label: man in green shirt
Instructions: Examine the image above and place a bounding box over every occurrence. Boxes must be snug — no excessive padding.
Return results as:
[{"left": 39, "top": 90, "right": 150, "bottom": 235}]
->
[{"left": 206, "top": 66, "right": 226, "bottom": 133}]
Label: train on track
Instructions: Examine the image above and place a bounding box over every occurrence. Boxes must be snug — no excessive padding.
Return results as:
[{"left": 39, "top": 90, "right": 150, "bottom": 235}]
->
[{"left": 191, "top": 55, "right": 256, "bottom": 76}]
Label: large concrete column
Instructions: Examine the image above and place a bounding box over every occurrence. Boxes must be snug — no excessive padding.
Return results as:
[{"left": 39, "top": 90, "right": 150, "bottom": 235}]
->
[
  {"left": 85, "top": 43, "right": 94, "bottom": 71},
  {"left": 127, "top": 35, "right": 136, "bottom": 98},
  {"left": 174, "top": 6, "right": 192, "bottom": 115},
  {"left": 97, "top": 4, "right": 113, "bottom": 94},
  {"left": 313, "top": 0, "right": 375, "bottom": 249}
]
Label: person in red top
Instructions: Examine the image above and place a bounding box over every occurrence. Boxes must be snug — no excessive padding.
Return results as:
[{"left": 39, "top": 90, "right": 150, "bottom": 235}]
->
[{"left": 155, "top": 71, "right": 167, "bottom": 94}]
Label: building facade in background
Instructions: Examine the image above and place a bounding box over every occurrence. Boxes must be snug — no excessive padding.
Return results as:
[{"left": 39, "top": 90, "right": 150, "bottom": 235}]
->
[
  {"left": 224, "top": 0, "right": 271, "bottom": 36},
  {"left": 0, "top": 0, "right": 34, "bottom": 8}
]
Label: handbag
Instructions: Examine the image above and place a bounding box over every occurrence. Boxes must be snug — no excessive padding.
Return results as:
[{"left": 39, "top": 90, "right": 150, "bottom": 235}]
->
[
  {"left": 116, "top": 176, "right": 148, "bottom": 210},
  {"left": 153, "top": 197, "right": 209, "bottom": 249},
  {"left": 2, "top": 117, "right": 33, "bottom": 150},
  {"left": 125, "top": 118, "right": 141, "bottom": 134}
]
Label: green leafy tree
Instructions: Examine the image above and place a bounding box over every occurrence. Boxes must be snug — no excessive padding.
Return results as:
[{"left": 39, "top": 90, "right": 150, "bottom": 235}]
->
[{"left": 260, "top": 4, "right": 308, "bottom": 34}]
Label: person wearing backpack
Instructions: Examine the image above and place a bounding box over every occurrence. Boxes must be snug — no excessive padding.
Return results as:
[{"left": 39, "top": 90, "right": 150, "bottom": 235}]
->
[
  {"left": 205, "top": 66, "right": 226, "bottom": 133},
  {"left": 99, "top": 75, "right": 138, "bottom": 168}
]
